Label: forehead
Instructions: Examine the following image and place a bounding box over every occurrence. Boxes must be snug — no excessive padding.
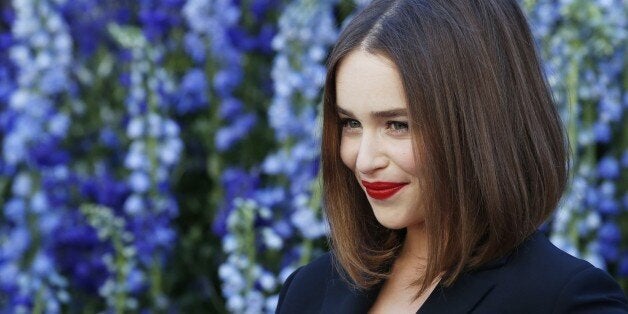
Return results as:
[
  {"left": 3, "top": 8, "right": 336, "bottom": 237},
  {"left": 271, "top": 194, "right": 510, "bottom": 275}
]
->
[{"left": 335, "top": 50, "right": 407, "bottom": 114}]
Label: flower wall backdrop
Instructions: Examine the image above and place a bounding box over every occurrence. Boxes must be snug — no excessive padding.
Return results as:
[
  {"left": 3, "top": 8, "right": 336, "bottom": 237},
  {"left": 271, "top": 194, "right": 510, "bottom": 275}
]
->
[{"left": 0, "top": 0, "right": 625, "bottom": 312}]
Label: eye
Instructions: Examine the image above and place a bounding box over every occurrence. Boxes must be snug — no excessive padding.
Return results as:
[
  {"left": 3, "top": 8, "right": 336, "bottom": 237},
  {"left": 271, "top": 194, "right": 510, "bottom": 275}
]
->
[
  {"left": 386, "top": 121, "right": 409, "bottom": 134},
  {"left": 340, "top": 118, "right": 362, "bottom": 134},
  {"left": 340, "top": 118, "right": 361, "bottom": 128}
]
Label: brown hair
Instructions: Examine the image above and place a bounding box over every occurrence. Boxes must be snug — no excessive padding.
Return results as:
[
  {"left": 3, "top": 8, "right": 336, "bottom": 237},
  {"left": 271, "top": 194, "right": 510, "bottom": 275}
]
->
[{"left": 321, "top": 0, "right": 569, "bottom": 296}]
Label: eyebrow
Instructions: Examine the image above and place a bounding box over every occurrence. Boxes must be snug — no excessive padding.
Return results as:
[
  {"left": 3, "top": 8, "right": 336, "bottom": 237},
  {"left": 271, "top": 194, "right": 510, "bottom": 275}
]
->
[{"left": 337, "top": 107, "right": 408, "bottom": 119}]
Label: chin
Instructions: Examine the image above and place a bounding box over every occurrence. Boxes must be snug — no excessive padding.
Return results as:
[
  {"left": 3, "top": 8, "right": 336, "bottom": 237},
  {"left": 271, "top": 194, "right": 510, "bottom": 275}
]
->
[
  {"left": 372, "top": 208, "right": 424, "bottom": 230},
  {"left": 373, "top": 213, "right": 411, "bottom": 230}
]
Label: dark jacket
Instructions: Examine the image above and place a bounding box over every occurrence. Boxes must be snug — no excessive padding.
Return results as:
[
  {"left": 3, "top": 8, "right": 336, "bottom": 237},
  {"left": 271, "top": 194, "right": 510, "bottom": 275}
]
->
[{"left": 276, "top": 231, "right": 628, "bottom": 313}]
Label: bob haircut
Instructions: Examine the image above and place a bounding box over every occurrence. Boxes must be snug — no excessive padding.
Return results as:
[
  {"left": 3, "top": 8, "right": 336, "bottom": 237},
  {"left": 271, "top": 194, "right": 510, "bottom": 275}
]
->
[{"left": 321, "top": 0, "right": 569, "bottom": 294}]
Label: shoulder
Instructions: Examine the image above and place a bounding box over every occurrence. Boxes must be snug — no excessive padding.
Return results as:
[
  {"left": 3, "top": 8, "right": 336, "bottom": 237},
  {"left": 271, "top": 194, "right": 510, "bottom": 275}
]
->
[
  {"left": 487, "top": 231, "right": 628, "bottom": 312},
  {"left": 276, "top": 252, "right": 335, "bottom": 313}
]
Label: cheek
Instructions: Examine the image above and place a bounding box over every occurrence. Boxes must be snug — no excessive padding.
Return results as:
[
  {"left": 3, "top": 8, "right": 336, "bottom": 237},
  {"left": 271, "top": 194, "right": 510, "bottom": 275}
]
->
[
  {"left": 340, "top": 138, "right": 358, "bottom": 171},
  {"left": 392, "top": 142, "right": 417, "bottom": 175}
]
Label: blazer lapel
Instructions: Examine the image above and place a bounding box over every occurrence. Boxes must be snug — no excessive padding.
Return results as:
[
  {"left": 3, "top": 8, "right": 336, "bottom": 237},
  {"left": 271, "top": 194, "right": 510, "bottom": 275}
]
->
[
  {"left": 417, "top": 257, "right": 508, "bottom": 314},
  {"left": 417, "top": 274, "right": 496, "bottom": 313},
  {"left": 321, "top": 277, "right": 381, "bottom": 314},
  {"left": 319, "top": 254, "right": 510, "bottom": 313}
]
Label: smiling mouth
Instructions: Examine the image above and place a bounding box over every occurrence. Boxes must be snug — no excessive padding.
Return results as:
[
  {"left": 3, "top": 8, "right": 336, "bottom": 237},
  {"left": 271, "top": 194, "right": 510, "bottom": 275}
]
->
[{"left": 361, "top": 181, "right": 409, "bottom": 200}]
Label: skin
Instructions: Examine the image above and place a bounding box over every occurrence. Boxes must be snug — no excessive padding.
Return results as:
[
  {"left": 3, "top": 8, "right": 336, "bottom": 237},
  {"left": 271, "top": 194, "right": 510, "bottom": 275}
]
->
[{"left": 336, "top": 49, "right": 436, "bottom": 312}]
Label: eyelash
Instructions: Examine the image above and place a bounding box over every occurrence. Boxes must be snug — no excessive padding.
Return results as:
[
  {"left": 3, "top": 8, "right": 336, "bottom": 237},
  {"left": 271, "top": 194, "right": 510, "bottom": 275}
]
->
[{"left": 339, "top": 118, "right": 409, "bottom": 134}]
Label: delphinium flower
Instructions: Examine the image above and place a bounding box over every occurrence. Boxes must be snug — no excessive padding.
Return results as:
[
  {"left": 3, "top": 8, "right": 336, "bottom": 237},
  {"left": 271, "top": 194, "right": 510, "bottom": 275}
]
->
[
  {"left": 0, "top": 5, "right": 16, "bottom": 183},
  {"left": 526, "top": 0, "right": 627, "bottom": 278},
  {"left": 109, "top": 23, "right": 182, "bottom": 311},
  {"left": 138, "top": 0, "right": 184, "bottom": 44},
  {"left": 182, "top": 0, "right": 256, "bottom": 150},
  {"left": 0, "top": 0, "right": 74, "bottom": 312},
  {"left": 59, "top": 0, "right": 132, "bottom": 57},
  {"left": 80, "top": 204, "right": 140, "bottom": 312},
  {"left": 180, "top": 1, "right": 285, "bottom": 311},
  {"left": 217, "top": 0, "right": 340, "bottom": 312}
]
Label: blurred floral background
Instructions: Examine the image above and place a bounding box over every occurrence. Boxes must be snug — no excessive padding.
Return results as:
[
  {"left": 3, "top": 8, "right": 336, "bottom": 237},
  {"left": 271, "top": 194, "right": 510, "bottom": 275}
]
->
[{"left": 0, "top": 0, "right": 625, "bottom": 313}]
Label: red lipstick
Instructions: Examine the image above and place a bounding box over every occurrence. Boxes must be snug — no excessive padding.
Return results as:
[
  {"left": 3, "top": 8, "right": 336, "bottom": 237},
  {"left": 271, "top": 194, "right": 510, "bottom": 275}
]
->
[{"left": 361, "top": 181, "right": 408, "bottom": 200}]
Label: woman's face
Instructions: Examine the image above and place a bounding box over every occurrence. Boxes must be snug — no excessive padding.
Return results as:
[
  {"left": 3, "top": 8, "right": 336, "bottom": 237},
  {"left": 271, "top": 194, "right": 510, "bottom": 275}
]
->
[{"left": 336, "top": 49, "right": 424, "bottom": 230}]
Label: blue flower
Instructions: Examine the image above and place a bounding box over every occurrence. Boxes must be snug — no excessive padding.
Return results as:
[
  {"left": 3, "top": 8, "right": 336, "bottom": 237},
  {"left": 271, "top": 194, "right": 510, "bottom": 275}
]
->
[
  {"left": 219, "top": 97, "right": 243, "bottom": 120},
  {"left": 30, "top": 138, "right": 70, "bottom": 167},
  {"left": 99, "top": 127, "right": 120, "bottom": 149},
  {"left": 597, "top": 241, "right": 619, "bottom": 262},
  {"left": 619, "top": 254, "right": 628, "bottom": 277},
  {"left": 592, "top": 121, "right": 611, "bottom": 143},
  {"left": 40, "top": 69, "right": 69, "bottom": 94},
  {"left": 128, "top": 171, "right": 151, "bottom": 193},
  {"left": 11, "top": 225, "right": 31, "bottom": 251},
  {"left": 124, "top": 194, "right": 145, "bottom": 216},
  {"left": 598, "top": 156, "right": 620, "bottom": 179},
  {"left": 599, "top": 222, "right": 621, "bottom": 243},
  {"left": 4, "top": 198, "right": 26, "bottom": 223},
  {"left": 183, "top": 33, "right": 205, "bottom": 63},
  {"left": 126, "top": 267, "right": 145, "bottom": 293},
  {"left": 598, "top": 197, "right": 619, "bottom": 215},
  {"left": 215, "top": 113, "right": 257, "bottom": 151},
  {"left": 11, "top": 172, "right": 31, "bottom": 197},
  {"left": 213, "top": 67, "right": 243, "bottom": 97},
  {"left": 175, "top": 68, "right": 208, "bottom": 115}
]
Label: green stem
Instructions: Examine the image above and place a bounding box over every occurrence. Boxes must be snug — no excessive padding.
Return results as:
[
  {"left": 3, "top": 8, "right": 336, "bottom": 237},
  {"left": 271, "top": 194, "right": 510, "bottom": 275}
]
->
[
  {"left": 243, "top": 204, "right": 257, "bottom": 291},
  {"left": 300, "top": 240, "right": 313, "bottom": 265},
  {"left": 566, "top": 57, "right": 579, "bottom": 168},
  {"left": 150, "top": 258, "right": 163, "bottom": 311},
  {"left": 32, "top": 289, "right": 44, "bottom": 314},
  {"left": 114, "top": 235, "right": 127, "bottom": 314}
]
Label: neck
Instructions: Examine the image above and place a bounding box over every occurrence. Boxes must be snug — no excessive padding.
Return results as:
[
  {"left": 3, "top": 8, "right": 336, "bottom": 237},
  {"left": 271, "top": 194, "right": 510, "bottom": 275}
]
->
[{"left": 397, "top": 222, "right": 428, "bottom": 266}]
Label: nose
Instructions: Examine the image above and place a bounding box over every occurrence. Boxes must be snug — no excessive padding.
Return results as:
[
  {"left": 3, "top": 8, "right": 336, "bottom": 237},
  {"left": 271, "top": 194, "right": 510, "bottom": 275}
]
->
[{"left": 355, "top": 131, "right": 388, "bottom": 175}]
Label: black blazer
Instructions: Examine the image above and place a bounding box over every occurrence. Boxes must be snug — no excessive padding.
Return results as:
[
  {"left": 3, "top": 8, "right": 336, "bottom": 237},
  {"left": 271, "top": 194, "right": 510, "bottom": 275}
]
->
[{"left": 276, "top": 231, "right": 628, "bottom": 313}]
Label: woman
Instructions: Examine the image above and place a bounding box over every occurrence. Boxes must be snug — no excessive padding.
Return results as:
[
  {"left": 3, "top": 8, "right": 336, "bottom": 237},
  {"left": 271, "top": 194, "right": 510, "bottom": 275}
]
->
[{"left": 276, "top": 0, "right": 628, "bottom": 313}]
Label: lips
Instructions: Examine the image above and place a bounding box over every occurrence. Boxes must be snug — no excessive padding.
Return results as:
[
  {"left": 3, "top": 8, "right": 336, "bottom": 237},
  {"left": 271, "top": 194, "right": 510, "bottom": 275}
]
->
[{"left": 361, "top": 181, "right": 409, "bottom": 200}]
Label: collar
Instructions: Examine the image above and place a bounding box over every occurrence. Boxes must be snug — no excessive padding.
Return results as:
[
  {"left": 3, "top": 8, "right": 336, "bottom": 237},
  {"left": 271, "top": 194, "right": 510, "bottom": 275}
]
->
[{"left": 321, "top": 238, "right": 522, "bottom": 313}]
